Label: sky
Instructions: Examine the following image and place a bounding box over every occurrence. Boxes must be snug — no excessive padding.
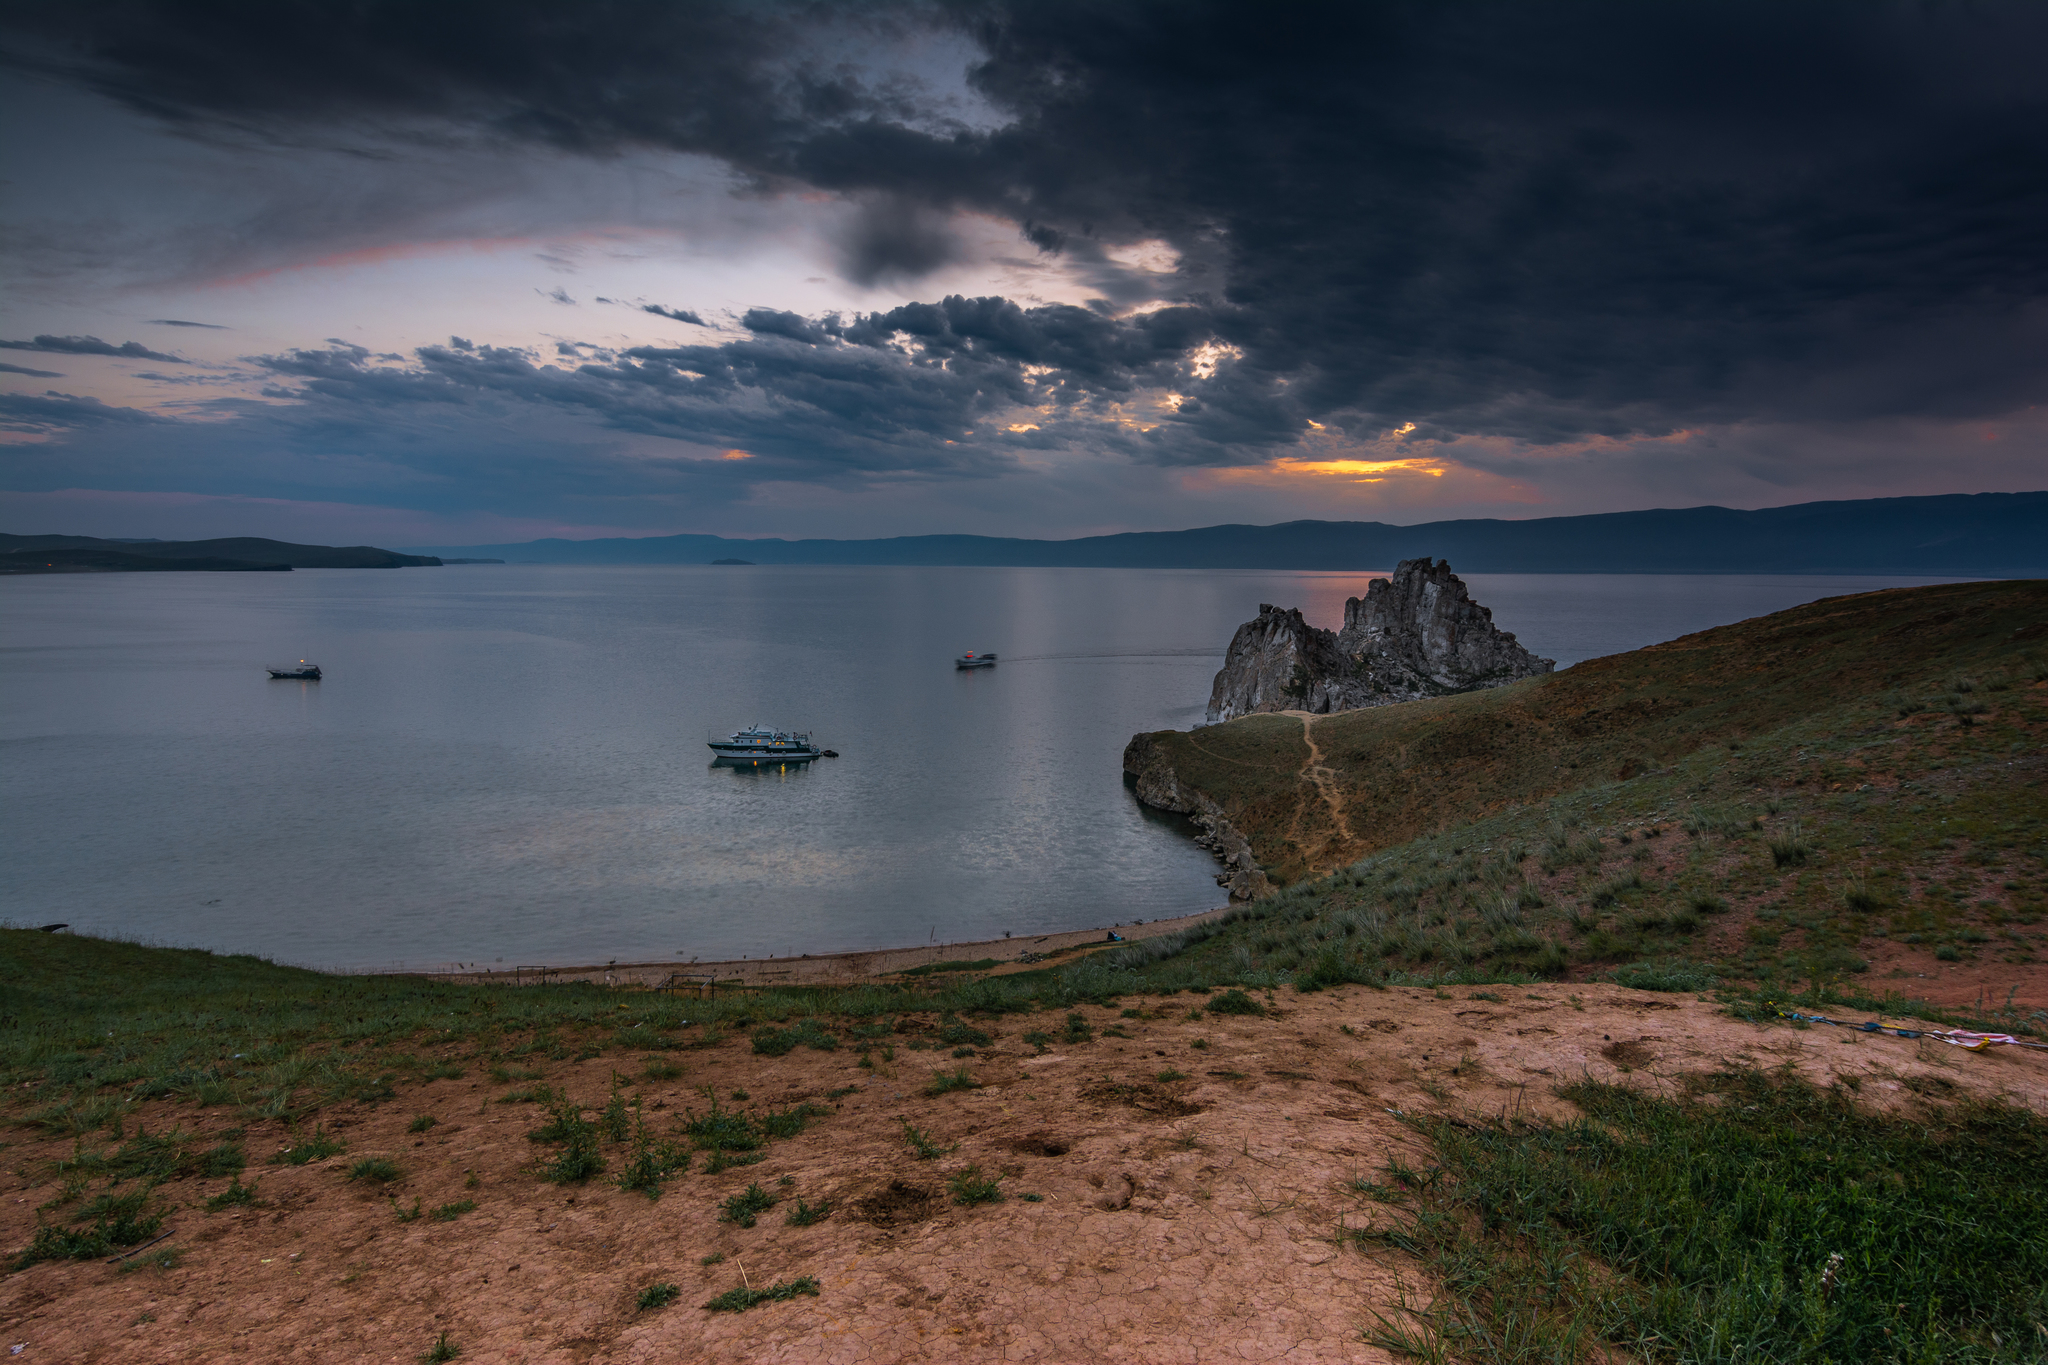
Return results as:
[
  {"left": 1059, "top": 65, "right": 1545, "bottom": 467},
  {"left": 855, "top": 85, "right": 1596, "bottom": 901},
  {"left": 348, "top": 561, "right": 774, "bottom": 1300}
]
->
[{"left": 2, "top": 1, "right": 2045, "bottom": 547}]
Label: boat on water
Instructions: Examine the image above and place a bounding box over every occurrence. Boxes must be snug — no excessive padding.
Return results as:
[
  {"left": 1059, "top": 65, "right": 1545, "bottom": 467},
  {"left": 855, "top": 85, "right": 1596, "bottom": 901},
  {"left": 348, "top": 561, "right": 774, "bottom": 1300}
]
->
[
  {"left": 708, "top": 724, "right": 825, "bottom": 767},
  {"left": 266, "top": 661, "right": 322, "bottom": 680},
  {"left": 955, "top": 651, "right": 997, "bottom": 669}
]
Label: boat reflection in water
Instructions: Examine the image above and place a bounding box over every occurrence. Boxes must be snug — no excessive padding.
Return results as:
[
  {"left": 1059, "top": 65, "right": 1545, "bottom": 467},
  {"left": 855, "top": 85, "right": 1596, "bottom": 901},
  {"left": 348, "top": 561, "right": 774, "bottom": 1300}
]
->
[{"left": 707, "top": 724, "right": 828, "bottom": 768}]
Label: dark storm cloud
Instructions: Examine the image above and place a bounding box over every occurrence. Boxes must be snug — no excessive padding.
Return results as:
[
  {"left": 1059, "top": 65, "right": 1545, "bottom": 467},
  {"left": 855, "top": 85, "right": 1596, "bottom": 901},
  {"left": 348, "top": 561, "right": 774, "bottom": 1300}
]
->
[
  {"left": 642, "top": 304, "right": 707, "bottom": 327},
  {"left": 226, "top": 292, "right": 1246, "bottom": 484},
  {"left": 0, "top": 334, "right": 185, "bottom": 363},
  {"left": 148, "top": 318, "right": 227, "bottom": 328},
  {"left": 0, "top": 391, "right": 170, "bottom": 433},
  {"left": 8, "top": 0, "right": 2048, "bottom": 454},
  {"left": 0, "top": 361, "right": 65, "bottom": 378}
]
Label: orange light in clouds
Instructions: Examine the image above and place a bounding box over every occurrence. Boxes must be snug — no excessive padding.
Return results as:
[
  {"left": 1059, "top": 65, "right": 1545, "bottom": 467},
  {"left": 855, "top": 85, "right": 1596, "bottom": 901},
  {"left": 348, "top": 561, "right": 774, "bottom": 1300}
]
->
[
  {"left": 1239, "top": 456, "right": 1448, "bottom": 482},
  {"left": 722, "top": 448, "right": 753, "bottom": 460}
]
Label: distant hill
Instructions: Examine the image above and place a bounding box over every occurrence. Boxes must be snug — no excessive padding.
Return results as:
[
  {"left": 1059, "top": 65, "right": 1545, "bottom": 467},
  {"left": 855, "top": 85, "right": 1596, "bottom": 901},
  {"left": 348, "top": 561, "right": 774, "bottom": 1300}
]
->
[
  {"left": 0, "top": 547, "right": 291, "bottom": 575},
  {"left": 0, "top": 534, "right": 441, "bottom": 569},
  {"left": 401, "top": 492, "right": 2048, "bottom": 575}
]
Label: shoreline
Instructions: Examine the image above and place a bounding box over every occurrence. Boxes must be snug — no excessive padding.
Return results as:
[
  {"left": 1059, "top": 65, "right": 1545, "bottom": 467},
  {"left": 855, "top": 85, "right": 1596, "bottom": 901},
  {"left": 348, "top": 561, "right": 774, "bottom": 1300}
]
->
[{"left": 419, "top": 904, "right": 1231, "bottom": 989}]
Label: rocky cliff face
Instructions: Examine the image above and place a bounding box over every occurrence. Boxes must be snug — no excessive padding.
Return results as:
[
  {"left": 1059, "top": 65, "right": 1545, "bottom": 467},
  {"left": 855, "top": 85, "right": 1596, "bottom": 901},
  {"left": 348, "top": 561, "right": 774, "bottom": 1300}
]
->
[
  {"left": 1122, "top": 732, "right": 1274, "bottom": 900},
  {"left": 1205, "top": 558, "right": 1553, "bottom": 722}
]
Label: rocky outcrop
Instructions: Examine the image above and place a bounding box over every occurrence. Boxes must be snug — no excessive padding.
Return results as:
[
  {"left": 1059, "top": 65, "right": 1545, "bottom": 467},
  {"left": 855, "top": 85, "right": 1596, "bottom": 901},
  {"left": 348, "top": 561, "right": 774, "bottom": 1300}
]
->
[
  {"left": 1122, "top": 732, "right": 1274, "bottom": 900},
  {"left": 1205, "top": 558, "right": 1553, "bottom": 723}
]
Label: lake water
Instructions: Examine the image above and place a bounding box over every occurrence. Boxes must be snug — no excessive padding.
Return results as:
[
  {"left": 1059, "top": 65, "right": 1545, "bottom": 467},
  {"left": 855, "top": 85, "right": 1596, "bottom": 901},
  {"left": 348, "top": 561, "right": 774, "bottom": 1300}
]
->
[{"left": 0, "top": 566, "right": 1977, "bottom": 970}]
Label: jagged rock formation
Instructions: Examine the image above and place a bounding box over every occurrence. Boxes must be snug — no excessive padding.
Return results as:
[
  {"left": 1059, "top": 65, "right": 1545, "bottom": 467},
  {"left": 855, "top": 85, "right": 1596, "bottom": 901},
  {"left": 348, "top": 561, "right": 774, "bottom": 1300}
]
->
[{"left": 1205, "top": 558, "right": 1553, "bottom": 723}]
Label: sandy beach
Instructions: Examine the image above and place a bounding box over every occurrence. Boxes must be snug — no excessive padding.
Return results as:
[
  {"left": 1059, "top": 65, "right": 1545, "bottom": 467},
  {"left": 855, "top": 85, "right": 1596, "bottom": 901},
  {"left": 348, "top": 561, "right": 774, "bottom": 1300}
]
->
[{"left": 422, "top": 904, "right": 1233, "bottom": 990}]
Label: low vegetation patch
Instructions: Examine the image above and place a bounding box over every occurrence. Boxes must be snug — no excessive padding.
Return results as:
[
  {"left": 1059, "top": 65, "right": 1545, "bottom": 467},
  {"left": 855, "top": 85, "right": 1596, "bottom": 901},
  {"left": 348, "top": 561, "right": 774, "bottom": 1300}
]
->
[
  {"left": 704, "top": 1275, "right": 821, "bottom": 1313},
  {"left": 1358, "top": 1070, "right": 2048, "bottom": 1364}
]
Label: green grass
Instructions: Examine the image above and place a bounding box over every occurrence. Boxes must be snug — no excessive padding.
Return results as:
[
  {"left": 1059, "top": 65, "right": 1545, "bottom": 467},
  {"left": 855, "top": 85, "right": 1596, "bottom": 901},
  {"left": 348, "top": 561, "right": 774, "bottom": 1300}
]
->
[
  {"left": 947, "top": 1164, "right": 1003, "bottom": 1206},
  {"left": 896, "top": 959, "right": 999, "bottom": 977},
  {"left": 750, "top": 1017, "right": 838, "bottom": 1056},
  {"left": 430, "top": 1199, "right": 475, "bottom": 1222},
  {"left": 1204, "top": 988, "right": 1264, "bottom": 1016},
  {"left": 272, "top": 1124, "right": 345, "bottom": 1165},
  {"left": 420, "top": 1331, "right": 460, "bottom": 1363},
  {"left": 1358, "top": 1069, "right": 2048, "bottom": 1364},
  {"left": 407, "top": 1114, "right": 438, "bottom": 1134},
  {"left": 924, "top": 1066, "right": 980, "bottom": 1096},
  {"left": 760, "top": 1101, "right": 828, "bottom": 1139},
  {"left": 704, "top": 1275, "right": 820, "bottom": 1313},
  {"left": 15, "top": 1188, "right": 164, "bottom": 1268},
  {"left": 530, "top": 1096, "right": 605, "bottom": 1184},
  {"left": 900, "top": 1118, "right": 953, "bottom": 1159},
  {"left": 682, "top": 1094, "right": 762, "bottom": 1151},
  {"left": 937, "top": 1014, "right": 993, "bottom": 1047},
  {"left": 785, "top": 1197, "right": 831, "bottom": 1226},
  {"left": 636, "top": 1281, "right": 681, "bottom": 1310},
  {"left": 346, "top": 1156, "right": 404, "bottom": 1184},
  {"left": 718, "top": 1182, "right": 778, "bottom": 1228},
  {"left": 204, "top": 1176, "right": 260, "bottom": 1211}
]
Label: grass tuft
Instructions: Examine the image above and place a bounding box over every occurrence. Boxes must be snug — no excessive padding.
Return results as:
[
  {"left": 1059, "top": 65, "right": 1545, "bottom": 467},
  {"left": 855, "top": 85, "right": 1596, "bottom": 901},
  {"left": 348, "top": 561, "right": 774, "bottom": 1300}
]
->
[
  {"left": 636, "top": 1282, "right": 681, "bottom": 1310},
  {"left": 718, "top": 1182, "right": 777, "bottom": 1228},
  {"left": 704, "top": 1275, "right": 820, "bottom": 1313}
]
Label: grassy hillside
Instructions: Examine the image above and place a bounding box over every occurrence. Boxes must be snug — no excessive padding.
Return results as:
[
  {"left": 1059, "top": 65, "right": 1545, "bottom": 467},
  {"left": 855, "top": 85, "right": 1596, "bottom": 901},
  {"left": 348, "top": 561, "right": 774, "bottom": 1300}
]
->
[{"left": 1118, "top": 580, "right": 2048, "bottom": 998}]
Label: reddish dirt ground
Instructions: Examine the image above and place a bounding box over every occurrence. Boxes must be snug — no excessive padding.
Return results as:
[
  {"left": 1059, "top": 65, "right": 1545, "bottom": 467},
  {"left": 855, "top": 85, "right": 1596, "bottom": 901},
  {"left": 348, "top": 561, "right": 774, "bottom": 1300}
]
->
[{"left": 6, "top": 985, "right": 2045, "bottom": 1364}]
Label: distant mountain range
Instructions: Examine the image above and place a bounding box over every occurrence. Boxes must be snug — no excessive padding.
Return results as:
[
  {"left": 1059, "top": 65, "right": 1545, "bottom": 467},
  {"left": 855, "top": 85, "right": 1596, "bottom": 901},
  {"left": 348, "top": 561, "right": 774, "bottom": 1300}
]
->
[
  {"left": 0, "top": 534, "right": 441, "bottom": 572},
  {"left": 405, "top": 492, "right": 2047, "bottom": 575}
]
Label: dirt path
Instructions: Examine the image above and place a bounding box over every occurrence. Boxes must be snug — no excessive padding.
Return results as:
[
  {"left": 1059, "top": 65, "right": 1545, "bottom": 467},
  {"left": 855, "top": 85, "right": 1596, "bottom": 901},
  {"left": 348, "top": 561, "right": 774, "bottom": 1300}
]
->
[{"left": 1284, "top": 710, "right": 1358, "bottom": 856}]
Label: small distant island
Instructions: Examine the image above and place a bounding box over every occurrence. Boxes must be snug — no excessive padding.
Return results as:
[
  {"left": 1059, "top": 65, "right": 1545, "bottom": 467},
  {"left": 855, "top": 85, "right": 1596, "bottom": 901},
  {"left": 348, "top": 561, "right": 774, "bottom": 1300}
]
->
[
  {"left": 0, "top": 533, "right": 442, "bottom": 574},
  {"left": 710, "top": 557, "right": 755, "bottom": 565},
  {"left": 441, "top": 558, "right": 504, "bottom": 565}
]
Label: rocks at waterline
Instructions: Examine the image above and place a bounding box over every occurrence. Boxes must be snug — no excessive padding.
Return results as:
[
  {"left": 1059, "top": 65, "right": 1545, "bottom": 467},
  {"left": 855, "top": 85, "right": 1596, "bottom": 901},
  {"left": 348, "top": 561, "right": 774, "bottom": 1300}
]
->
[{"left": 1204, "top": 557, "right": 1553, "bottom": 723}]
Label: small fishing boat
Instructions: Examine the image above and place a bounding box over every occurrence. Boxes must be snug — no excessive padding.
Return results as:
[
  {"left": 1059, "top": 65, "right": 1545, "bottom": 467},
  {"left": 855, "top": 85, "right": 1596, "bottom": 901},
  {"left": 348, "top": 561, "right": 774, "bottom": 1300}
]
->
[
  {"left": 266, "top": 660, "right": 322, "bottom": 680},
  {"left": 955, "top": 651, "right": 997, "bottom": 669},
  {"left": 707, "top": 724, "right": 823, "bottom": 767}
]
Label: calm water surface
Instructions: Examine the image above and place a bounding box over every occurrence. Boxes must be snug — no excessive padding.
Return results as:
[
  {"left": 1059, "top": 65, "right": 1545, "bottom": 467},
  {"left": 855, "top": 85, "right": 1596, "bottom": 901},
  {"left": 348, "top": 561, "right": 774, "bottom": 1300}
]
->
[{"left": 0, "top": 565, "right": 1975, "bottom": 969}]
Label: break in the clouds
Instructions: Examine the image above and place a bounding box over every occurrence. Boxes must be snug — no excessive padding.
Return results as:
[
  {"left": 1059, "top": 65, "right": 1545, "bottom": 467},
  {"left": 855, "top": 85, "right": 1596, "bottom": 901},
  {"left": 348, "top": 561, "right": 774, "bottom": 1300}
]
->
[{"left": 2, "top": 1, "right": 2045, "bottom": 541}]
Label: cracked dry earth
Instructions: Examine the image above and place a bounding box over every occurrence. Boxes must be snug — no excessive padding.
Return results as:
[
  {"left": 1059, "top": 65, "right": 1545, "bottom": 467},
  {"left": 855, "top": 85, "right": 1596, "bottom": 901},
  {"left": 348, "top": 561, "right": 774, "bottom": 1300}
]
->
[{"left": 7, "top": 986, "right": 2046, "bottom": 1364}]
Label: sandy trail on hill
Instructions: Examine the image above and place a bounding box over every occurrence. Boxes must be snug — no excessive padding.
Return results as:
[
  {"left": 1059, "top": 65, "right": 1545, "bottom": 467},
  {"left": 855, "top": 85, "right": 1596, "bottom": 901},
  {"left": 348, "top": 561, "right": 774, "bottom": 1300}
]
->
[{"left": 6, "top": 985, "right": 2044, "bottom": 1364}]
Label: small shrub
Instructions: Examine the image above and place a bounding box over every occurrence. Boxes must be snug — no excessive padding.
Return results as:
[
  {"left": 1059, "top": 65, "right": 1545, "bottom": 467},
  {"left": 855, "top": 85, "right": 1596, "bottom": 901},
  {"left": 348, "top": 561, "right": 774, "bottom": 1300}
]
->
[
  {"left": 1022, "top": 1030, "right": 1053, "bottom": 1054},
  {"left": 637, "top": 1282, "right": 681, "bottom": 1310},
  {"left": 751, "top": 1018, "right": 837, "bottom": 1057},
  {"left": 704, "top": 1275, "right": 820, "bottom": 1313},
  {"left": 1156, "top": 1068, "right": 1189, "bottom": 1082},
  {"left": 925, "top": 1067, "right": 981, "bottom": 1096},
  {"left": 1935, "top": 944, "right": 1962, "bottom": 961},
  {"left": 760, "top": 1102, "right": 828, "bottom": 1139},
  {"left": 1689, "top": 894, "right": 1730, "bottom": 916},
  {"left": 718, "top": 1182, "right": 777, "bottom": 1228},
  {"left": 1062, "top": 1012, "right": 1094, "bottom": 1044},
  {"left": 407, "top": 1114, "right": 438, "bottom": 1135},
  {"left": 938, "top": 1015, "right": 993, "bottom": 1048},
  {"left": 599, "top": 1076, "right": 632, "bottom": 1143},
  {"left": 391, "top": 1196, "right": 423, "bottom": 1222},
  {"left": 347, "top": 1157, "right": 405, "bottom": 1184},
  {"left": 643, "top": 1058, "right": 684, "bottom": 1081},
  {"left": 785, "top": 1198, "right": 831, "bottom": 1226},
  {"left": 531, "top": 1097, "right": 605, "bottom": 1184},
  {"left": 430, "top": 1199, "right": 475, "bottom": 1222},
  {"left": 901, "top": 1119, "right": 953, "bottom": 1160},
  {"left": 1205, "top": 989, "right": 1264, "bottom": 1016},
  {"left": 420, "top": 1331, "right": 460, "bottom": 1363},
  {"left": 948, "top": 1165, "right": 1003, "bottom": 1206},
  {"left": 683, "top": 1095, "right": 762, "bottom": 1152}
]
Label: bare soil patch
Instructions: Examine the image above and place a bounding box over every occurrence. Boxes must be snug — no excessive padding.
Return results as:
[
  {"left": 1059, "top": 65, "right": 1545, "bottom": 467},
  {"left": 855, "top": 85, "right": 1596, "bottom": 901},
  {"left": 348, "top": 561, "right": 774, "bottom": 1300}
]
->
[{"left": 7, "top": 984, "right": 2045, "bottom": 1363}]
